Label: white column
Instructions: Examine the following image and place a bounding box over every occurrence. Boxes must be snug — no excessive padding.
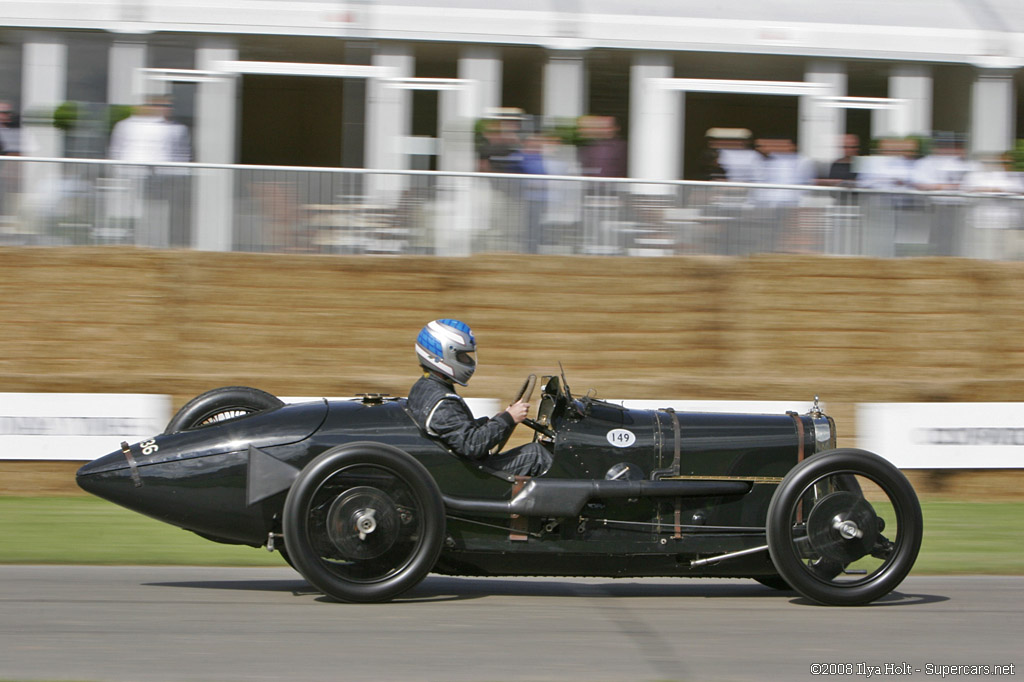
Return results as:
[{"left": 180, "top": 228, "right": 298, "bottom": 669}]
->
[
  {"left": 437, "top": 82, "right": 475, "bottom": 256},
  {"left": 21, "top": 36, "right": 67, "bottom": 225},
  {"left": 194, "top": 41, "right": 237, "bottom": 165},
  {"left": 629, "top": 52, "right": 676, "bottom": 181},
  {"left": 436, "top": 84, "right": 474, "bottom": 257},
  {"left": 454, "top": 47, "right": 502, "bottom": 257},
  {"left": 542, "top": 50, "right": 586, "bottom": 123},
  {"left": 800, "top": 61, "right": 846, "bottom": 166},
  {"left": 970, "top": 68, "right": 1016, "bottom": 155},
  {"left": 457, "top": 46, "right": 502, "bottom": 120},
  {"left": 366, "top": 43, "right": 413, "bottom": 172},
  {"left": 192, "top": 39, "right": 238, "bottom": 251},
  {"left": 22, "top": 36, "right": 67, "bottom": 158},
  {"left": 107, "top": 40, "right": 148, "bottom": 105},
  {"left": 438, "top": 85, "right": 474, "bottom": 172},
  {"left": 883, "top": 65, "right": 932, "bottom": 137}
]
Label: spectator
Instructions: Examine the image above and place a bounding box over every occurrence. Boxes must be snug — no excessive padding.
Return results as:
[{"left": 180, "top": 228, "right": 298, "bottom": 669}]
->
[
  {"left": 108, "top": 96, "right": 190, "bottom": 166},
  {"left": 912, "top": 133, "right": 978, "bottom": 255},
  {"left": 752, "top": 137, "right": 815, "bottom": 206},
  {"left": 705, "top": 127, "right": 762, "bottom": 183},
  {"left": 476, "top": 117, "right": 524, "bottom": 174},
  {"left": 0, "top": 101, "right": 21, "bottom": 156},
  {"left": 961, "top": 153, "right": 1024, "bottom": 259},
  {"left": 819, "top": 134, "right": 861, "bottom": 187},
  {"left": 856, "top": 137, "right": 921, "bottom": 256},
  {"left": 0, "top": 101, "right": 22, "bottom": 219},
  {"left": 576, "top": 115, "right": 627, "bottom": 253},
  {"left": 578, "top": 115, "right": 627, "bottom": 178},
  {"left": 748, "top": 137, "right": 815, "bottom": 252},
  {"left": 474, "top": 113, "right": 526, "bottom": 250},
  {"left": 519, "top": 132, "right": 551, "bottom": 253},
  {"left": 857, "top": 137, "right": 917, "bottom": 192},
  {"left": 912, "top": 133, "right": 974, "bottom": 193},
  {"left": 108, "top": 96, "right": 192, "bottom": 247}
]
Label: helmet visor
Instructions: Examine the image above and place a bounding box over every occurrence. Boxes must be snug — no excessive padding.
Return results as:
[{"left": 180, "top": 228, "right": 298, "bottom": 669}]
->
[{"left": 455, "top": 350, "right": 476, "bottom": 368}]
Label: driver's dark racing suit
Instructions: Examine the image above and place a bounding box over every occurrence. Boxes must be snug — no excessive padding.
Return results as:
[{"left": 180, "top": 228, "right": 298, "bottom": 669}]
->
[{"left": 407, "top": 373, "right": 552, "bottom": 477}]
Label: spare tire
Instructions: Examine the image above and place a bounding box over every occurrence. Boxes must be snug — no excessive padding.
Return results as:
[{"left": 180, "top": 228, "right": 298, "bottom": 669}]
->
[{"left": 164, "top": 386, "right": 284, "bottom": 434}]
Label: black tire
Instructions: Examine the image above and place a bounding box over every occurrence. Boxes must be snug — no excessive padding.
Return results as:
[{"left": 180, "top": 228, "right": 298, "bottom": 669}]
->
[
  {"left": 277, "top": 544, "right": 297, "bottom": 571},
  {"left": 164, "top": 386, "right": 284, "bottom": 434},
  {"left": 753, "top": 575, "right": 791, "bottom": 591},
  {"left": 766, "top": 448, "right": 922, "bottom": 606},
  {"left": 282, "top": 442, "right": 445, "bottom": 603}
]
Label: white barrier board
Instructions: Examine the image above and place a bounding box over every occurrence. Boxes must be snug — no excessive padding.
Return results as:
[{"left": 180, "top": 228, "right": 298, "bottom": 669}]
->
[
  {"left": 858, "top": 403, "right": 1024, "bottom": 469},
  {"left": 12, "top": 392, "right": 1023, "bottom": 469},
  {"left": 0, "top": 394, "right": 171, "bottom": 461}
]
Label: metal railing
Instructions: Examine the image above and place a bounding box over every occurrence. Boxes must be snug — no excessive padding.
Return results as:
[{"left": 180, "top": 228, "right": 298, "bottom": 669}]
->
[{"left": 3, "top": 155, "right": 1024, "bottom": 259}]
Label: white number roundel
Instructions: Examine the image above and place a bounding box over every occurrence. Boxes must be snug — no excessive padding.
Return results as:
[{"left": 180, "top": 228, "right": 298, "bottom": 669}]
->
[{"left": 606, "top": 429, "right": 636, "bottom": 448}]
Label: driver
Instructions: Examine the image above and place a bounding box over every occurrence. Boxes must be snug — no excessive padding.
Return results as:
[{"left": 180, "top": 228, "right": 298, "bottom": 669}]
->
[{"left": 407, "top": 319, "right": 552, "bottom": 477}]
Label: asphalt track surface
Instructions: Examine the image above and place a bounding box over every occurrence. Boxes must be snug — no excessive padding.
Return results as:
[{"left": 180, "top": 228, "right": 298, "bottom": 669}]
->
[{"left": 0, "top": 567, "right": 1020, "bottom": 682}]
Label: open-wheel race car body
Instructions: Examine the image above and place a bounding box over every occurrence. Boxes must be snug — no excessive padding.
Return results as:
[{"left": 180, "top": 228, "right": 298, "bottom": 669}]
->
[{"left": 77, "top": 373, "right": 922, "bottom": 606}]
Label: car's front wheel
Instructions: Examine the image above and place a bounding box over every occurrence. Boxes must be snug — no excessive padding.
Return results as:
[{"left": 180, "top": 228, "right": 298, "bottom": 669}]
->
[
  {"left": 766, "top": 448, "right": 922, "bottom": 606},
  {"left": 282, "top": 443, "right": 445, "bottom": 603},
  {"left": 753, "top": 575, "right": 791, "bottom": 591}
]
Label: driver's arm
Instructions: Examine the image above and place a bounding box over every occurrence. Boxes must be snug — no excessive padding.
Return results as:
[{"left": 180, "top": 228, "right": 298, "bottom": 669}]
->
[{"left": 428, "top": 396, "right": 516, "bottom": 460}]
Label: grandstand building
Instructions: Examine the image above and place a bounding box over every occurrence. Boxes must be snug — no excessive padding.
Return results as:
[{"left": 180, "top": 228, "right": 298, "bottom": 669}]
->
[{"left": 2, "top": 0, "right": 1022, "bottom": 179}]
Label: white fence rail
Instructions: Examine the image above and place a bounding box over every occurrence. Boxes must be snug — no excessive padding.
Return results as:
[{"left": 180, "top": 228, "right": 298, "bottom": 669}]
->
[
  {"left": 7, "top": 391, "right": 1023, "bottom": 468},
  {"left": 3, "top": 155, "right": 1024, "bottom": 259}
]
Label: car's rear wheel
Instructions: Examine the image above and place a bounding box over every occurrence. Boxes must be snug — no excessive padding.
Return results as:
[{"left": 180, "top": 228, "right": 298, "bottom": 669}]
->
[
  {"left": 766, "top": 449, "right": 922, "bottom": 606},
  {"left": 282, "top": 442, "right": 445, "bottom": 603},
  {"left": 164, "top": 386, "right": 284, "bottom": 433}
]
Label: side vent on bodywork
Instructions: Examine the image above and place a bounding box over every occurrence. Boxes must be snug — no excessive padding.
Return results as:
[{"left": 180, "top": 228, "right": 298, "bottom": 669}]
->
[{"left": 246, "top": 445, "right": 300, "bottom": 506}]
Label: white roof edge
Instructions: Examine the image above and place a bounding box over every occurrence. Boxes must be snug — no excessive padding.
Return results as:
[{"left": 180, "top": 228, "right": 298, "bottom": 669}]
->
[{"left": 2, "top": 2, "right": 1023, "bottom": 67}]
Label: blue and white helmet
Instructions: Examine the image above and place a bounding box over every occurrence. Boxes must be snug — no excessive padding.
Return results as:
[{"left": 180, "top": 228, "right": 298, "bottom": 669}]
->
[{"left": 415, "top": 319, "right": 477, "bottom": 386}]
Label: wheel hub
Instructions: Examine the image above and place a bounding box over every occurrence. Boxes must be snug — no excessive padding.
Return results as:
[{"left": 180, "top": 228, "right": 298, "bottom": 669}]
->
[
  {"left": 356, "top": 509, "right": 377, "bottom": 540},
  {"left": 833, "top": 517, "right": 863, "bottom": 540},
  {"left": 805, "top": 491, "right": 879, "bottom": 565},
  {"left": 326, "top": 487, "right": 400, "bottom": 561}
]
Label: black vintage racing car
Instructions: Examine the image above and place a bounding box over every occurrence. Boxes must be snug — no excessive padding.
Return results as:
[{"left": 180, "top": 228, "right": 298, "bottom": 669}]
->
[{"left": 76, "top": 371, "right": 922, "bottom": 606}]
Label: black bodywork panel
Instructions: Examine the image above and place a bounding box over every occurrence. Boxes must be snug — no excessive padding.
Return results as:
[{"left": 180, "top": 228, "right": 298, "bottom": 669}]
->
[{"left": 77, "top": 375, "right": 829, "bottom": 578}]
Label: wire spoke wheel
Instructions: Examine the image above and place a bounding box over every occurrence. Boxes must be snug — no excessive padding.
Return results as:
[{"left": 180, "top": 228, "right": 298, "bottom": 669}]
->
[
  {"left": 767, "top": 449, "right": 922, "bottom": 606},
  {"left": 164, "top": 386, "right": 284, "bottom": 433},
  {"left": 284, "top": 443, "right": 445, "bottom": 603}
]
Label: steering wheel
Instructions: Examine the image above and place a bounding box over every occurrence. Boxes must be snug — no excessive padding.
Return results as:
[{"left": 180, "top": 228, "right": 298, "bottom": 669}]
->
[
  {"left": 511, "top": 374, "right": 537, "bottom": 406},
  {"left": 492, "top": 374, "right": 536, "bottom": 453}
]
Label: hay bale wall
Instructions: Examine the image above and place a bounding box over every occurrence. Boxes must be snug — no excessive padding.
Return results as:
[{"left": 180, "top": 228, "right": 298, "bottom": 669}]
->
[{"left": 4, "top": 247, "right": 1024, "bottom": 495}]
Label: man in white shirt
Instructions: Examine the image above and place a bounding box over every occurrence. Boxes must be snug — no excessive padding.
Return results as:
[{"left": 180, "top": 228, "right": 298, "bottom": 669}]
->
[
  {"left": 108, "top": 97, "right": 191, "bottom": 247},
  {"left": 911, "top": 133, "right": 977, "bottom": 256},
  {"left": 856, "top": 137, "right": 917, "bottom": 192},
  {"left": 752, "top": 138, "right": 815, "bottom": 207},
  {"left": 746, "top": 137, "right": 816, "bottom": 252},
  {"left": 705, "top": 128, "right": 763, "bottom": 184},
  {"left": 961, "top": 153, "right": 1024, "bottom": 259},
  {"left": 109, "top": 97, "right": 190, "bottom": 165}
]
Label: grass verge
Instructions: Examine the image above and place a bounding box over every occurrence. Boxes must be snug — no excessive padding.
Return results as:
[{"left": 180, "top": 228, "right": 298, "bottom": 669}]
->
[
  {"left": 1, "top": 497, "right": 1022, "bottom": 573},
  {"left": 0, "top": 496, "right": 283, "bottom": 566}
]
